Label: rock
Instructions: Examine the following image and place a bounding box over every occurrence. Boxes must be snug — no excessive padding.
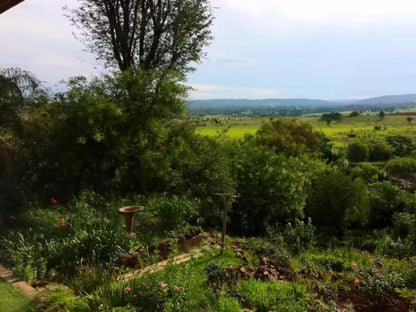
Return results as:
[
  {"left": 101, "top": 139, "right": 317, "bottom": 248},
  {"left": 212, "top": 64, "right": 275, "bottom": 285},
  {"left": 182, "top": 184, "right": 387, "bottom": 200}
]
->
[
  {"left": 118, "top": 253, "right": 139, "bottom": 268},
  {"left": 255, "top": 257, "right": 280, "bottom": 281}
]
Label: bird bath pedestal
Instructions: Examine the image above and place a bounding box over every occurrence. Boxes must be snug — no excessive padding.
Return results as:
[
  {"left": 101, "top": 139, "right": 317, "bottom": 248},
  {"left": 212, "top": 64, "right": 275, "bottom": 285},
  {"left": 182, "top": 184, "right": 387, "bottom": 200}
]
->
[{"left": 119, "top": 206, "right": 144, "bottom": 235}]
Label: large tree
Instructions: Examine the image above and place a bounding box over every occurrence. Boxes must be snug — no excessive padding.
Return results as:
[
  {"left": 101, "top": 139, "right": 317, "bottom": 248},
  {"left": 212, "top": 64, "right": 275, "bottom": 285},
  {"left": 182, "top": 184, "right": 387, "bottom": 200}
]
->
[{"left": 68, "top": 0, "right": 213, "bottom": 73}]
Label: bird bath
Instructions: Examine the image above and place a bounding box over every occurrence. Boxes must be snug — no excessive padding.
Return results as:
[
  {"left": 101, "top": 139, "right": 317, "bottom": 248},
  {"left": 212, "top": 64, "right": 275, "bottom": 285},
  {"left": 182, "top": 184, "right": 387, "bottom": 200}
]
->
[{"left": 119, "top": 206, "right": 144, "bottom": 234}]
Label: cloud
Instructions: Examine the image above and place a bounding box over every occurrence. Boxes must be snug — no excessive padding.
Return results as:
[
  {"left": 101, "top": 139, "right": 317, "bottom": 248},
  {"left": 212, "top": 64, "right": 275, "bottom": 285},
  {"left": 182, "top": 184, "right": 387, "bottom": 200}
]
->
[{"left": 220, "top": 0, "right": 416, "bottom": 24}]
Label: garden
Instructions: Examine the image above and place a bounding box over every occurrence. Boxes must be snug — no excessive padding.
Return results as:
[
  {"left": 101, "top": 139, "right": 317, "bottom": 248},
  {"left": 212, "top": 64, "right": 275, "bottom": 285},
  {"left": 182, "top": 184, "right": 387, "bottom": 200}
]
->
[{"left": 2, "top": 0, "right": 416, "bottom": 310}]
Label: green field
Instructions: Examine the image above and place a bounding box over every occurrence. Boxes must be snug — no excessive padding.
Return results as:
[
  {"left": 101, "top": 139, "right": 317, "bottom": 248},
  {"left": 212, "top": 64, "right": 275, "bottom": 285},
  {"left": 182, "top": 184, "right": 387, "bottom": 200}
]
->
[
  {"left": 0, "top": 279, "right": 32, "bottom": 312},
  {"left": 196, "top": 114, "right": 416, "bottom": 148}
]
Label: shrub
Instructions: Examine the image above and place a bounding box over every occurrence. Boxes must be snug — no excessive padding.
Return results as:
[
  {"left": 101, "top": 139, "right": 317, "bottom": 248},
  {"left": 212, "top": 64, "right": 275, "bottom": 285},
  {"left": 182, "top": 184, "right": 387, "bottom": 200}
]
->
[
  {"left": 147, "top": 196, "right": 199, "bottom": 236},
  {"left": 272, "top": 218, "right": 316, "bottom": 252},
  {"left": 306, "top": 169, "right": 369, "bottom": 234},
  {"left": 350, "top": 162, "right": 382, "bottom": 183},
  {"left": 347, "top": 141, "right": 369, "bottom": 162},
  {"left": 385, "top": 157, "right": 416, "bottom": 179},
  {"left": 393, "top": 212, "right": 416, "bottom": 239},
  {"left": 349, "top": 111, "right": 360, "bottom": 117},
  {"left": 354, "top": 264, "right": 405, "bottom": 302},
  {"left": 255, "top": 118, "right": 324, "bottom": 156},
  {"left": 228, "top": 138, "right": 313, "bottom": 235},
  {"left": 386, "top": 135, "right": 415, "bottom": 157},
  {"left": 368, "top": 141, "right": 392, "bottom": 161},
  {"left": 307, "top": 254, "right": 344, "bottom": 272},
  {"left": 368, "top": 181, "right": 407, "bottom": 229}
]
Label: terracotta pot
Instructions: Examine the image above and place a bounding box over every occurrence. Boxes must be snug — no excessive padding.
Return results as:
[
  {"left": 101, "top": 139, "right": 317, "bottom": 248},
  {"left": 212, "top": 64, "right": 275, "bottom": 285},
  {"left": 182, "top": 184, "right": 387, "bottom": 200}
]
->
[{"left": 119, "top": 206, "right": 144, "bottom": 234}]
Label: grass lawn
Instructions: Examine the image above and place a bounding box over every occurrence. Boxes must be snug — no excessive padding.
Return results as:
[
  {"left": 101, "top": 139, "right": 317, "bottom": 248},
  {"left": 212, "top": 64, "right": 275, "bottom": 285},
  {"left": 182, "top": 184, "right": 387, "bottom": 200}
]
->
[{"left": 0, "top": 279, "right": 32, "bottom": 312}]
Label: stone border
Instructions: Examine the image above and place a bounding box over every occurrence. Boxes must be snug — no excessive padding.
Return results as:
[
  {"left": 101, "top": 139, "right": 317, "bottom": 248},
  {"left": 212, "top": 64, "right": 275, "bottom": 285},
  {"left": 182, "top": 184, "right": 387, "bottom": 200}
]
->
[{"left": 0, "top": 265, "right": 39, "bottom": 300}]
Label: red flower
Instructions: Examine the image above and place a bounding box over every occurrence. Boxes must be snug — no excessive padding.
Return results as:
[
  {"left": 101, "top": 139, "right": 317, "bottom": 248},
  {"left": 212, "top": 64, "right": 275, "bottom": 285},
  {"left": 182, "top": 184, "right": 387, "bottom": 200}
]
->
[
  {"left": 289, "top": 261, "right": 293, "bottom": 267},
  {"left": 9, "top": 215, "right": 16, "bottom": 221},
  {"left": 354, "top": 280, "right": 359, "bottom": 285},
  {"left": 124, "top": 287, "right": 131, "bottom": 294},
  {"left": 58, "top": 218, "right": 65, "bottom": 227},
  {"left": 50, "top": 197, "right": 58, "bottom": 205},
  {"left": 369, "top": 259, "right": 374, "bottom": 263},
  {"left": 376, "top": 269, "right": 380, "bottom": 274},
  {"left": 352, "top": 263, "right": 357, "bottom": 268}
]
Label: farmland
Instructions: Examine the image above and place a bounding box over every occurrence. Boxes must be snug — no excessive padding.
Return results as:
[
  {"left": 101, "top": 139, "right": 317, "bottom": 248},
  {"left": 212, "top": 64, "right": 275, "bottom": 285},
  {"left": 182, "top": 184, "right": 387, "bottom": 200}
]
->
[{"left": 195, "top": 114, "right": 416, "bottom": 148}]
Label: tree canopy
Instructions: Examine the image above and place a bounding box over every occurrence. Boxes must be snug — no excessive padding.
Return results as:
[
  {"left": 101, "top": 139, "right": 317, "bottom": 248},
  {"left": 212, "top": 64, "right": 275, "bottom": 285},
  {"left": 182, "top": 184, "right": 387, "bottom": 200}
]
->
[{"left": 68, "top": 0, "right": 213, "bottom": 73}]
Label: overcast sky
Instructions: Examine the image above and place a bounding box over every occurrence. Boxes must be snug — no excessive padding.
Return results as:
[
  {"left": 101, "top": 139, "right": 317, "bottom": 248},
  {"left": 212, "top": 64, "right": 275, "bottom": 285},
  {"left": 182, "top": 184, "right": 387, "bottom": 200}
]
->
[{"left": 2, "top": 0, "right": 416, "bottom": 99}]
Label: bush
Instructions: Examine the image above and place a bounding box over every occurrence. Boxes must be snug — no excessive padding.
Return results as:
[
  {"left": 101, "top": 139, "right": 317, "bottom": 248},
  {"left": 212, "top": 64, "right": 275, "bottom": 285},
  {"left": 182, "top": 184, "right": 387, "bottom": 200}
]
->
[
  {"left": 385, "top": 157, "right": 416, "bottom": 179},
  {"left": 354, "top": 264, "right": 405, "bottom": 302},
  {"left": 307, "top": 254, "right": 344, "bottom": 272},
  {"left": 386, "top": 135, "right": 415, "bottom": 157},
  {"left": 227, "top": 138, "right": 312, "bottom": 235},
  {"left": 272, "top": 218, "right": 316, "bottom": 252},
  {"left": 368, "top": 181, "right": 407, "bottom": 229},
  {"left": 368, "top": 141, "right": 392, "bottom": 161},
  {"left": 347, "top": 141, "right": 369, "bottom": 162},
  {"left": 147, "top": 196, "right": 199, "bottom": 236},
  {"left": 255, "top": 118, "right": 324, "bottom": 156},
  {"left": 350, "top": 162, "right": 382, "bottom": 183},
  {"left": 306, "top": 169, "right": 369, "bottom": 234}
]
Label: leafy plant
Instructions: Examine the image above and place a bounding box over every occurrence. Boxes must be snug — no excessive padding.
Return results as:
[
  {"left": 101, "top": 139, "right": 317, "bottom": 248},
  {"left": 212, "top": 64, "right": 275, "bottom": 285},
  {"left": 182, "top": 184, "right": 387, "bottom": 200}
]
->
[{"left": 238, "top": 280, "right": 307, "bottom": 312}]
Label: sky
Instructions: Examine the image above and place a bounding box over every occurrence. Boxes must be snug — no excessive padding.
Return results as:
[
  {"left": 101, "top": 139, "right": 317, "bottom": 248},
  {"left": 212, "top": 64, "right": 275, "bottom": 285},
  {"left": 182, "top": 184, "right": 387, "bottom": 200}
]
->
[{"left": 2, "top": 0, "right": 416, "bottom": 100}]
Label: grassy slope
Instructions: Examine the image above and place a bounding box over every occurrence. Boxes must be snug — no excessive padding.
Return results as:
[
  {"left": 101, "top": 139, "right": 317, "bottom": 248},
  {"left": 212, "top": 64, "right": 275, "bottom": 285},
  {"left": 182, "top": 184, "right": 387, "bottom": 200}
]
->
[{"left": 0, "top": 279, "right": 32, "bottom": 312}]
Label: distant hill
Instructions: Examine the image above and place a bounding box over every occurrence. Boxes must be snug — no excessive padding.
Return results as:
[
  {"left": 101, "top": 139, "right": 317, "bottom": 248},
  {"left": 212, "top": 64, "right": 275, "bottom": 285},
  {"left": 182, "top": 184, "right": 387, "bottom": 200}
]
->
[
  {"left": 187, "top": 98, "right": 335, "bottom": 111},
  {"left": 353, "top": 94, "right": 416, "bottom": 105},
  {"left": 187, "top": 93, "right": 416, "bottom": 116}
]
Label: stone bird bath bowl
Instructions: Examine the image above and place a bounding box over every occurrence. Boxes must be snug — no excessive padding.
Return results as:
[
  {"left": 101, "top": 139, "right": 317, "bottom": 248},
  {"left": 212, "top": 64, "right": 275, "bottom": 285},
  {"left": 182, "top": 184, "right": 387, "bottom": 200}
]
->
[{"left": 119, "top": 206, "right": 144, "bottom": 234}]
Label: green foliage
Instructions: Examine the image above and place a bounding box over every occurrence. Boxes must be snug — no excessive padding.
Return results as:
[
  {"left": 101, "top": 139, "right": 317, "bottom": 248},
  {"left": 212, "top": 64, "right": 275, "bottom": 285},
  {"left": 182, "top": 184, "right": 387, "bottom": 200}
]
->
[
  {"left": 36, "top": 288, "right": 90, "bottom": 312},
  {"left": 320, "top": 112, "right": 342, "bottom": 125},
  {"left": 255, "top": 118, "right": 324, "bottom": 156},
  {"left": 306, "top": 254, "right": 344, "bottom": 272},
  {"left": 217, "top": 296, "right": 243, "bottom": 312},
  {"left": 347, "top": 140, "right": 369, "bottom": 162},
  {"left": 205, "top": 263, "right": 228, "bottom": 289},
  {"left": 1, "top": 201, "right": 131, "bottom": 281},
  {"left": 89, "top": 262, "right": 215, "bottom": 312},
  {"left": 397, "top": 288, "right": 416, "bottom": 309},
  {"left": 306, "top": 169, "right": 369, "bottom": 234},
  {"left": 350, "top": 162, "right": 382, "bottom": 183},
  {"left": 349, "top": 111, "right": 360, "bottom": 117},
  {"left": 355, "top": 266, "right": 405, "bottom": 301},
  {"left": 237, "top": 280, "right": 307, "bottom": 312},
  {"left": 228, "top": 138, "right": 312, "bottom": 235},
  {"left": 241, "top": 238, "right": 291, "bottom": 273},
  {"left": 368, "top": 181, "right": 408, "bottom": 229},
  {"left": 163, "top": 125, "right": 235, "bottom": 214},
  {"left": 368, "top": 141, "right": 393, "bottom": 161},
  {"left": 386, "top": 135, "right": 415, "bottom": 157},
  {"left": 147, "top": 195, "right": 199, "bottom": 236},
  {"left": 385, "top": 157, "right": 416, "bottom": 179},
  {"left": 394, "top": 212, "right": 416, "bottom": 239},
  {"left": 0, "top": 279, "right": 32, "bottom": 312},
  {"left": 272, "top": 218, "right": 316, "bottom": 252},
  {"left": 68, "top": 0, "right": 213, "bottom": 74}
]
